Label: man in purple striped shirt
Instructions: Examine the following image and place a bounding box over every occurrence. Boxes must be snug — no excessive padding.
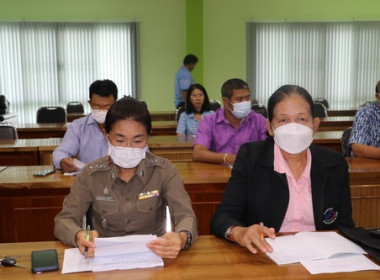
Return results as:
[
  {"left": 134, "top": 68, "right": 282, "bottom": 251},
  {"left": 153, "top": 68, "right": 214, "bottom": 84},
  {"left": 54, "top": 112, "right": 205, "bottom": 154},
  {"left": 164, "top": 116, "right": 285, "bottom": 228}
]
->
[
  {"left": 193, "top": 78, "right": 267, "bottom": 167},
  {"left": 53, "top": 79, "right": 118, "bottom": 172}
]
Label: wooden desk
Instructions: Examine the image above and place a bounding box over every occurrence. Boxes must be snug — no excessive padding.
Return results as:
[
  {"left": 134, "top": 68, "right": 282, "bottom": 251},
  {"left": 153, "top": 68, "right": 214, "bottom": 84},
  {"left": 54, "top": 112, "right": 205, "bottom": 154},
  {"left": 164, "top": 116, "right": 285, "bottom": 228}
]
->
[
  {"left": 17, "top": 123, "right": 67, "bottom": 139},
  {"left": 0, "top": 162, "right": 230, "bottom": 242},
  {"left": 66, "top": 113, "right": 86, "bottom": 122},
  {"left": 0, "top": 138, "right": 62, "bottom": 166},
  {"left": 150, "top": 121, "right": 176, "bottom": 135},
  {"left": 150, "top": 111, "right": 176, "bottom": 121},
  {"left": 318, "top": 116, "right": 354, "bottom": 131},
  {"left": 0, "top": 140, "right": 38, "bottom": 166},
  {"left": 1, "top": 157, "right": 379, "bottom": 243},
  {"left": 313, "top": 130, "right": 343, "bottom": 151},
  {"left": 0, "top": 236, "right": 379, "bottom": 279},
  {"left": 327, "top": 108, "right": 357, "bottom": 117},
  {"left": 149, "top": 135, "right": 193, "bottom": 161},
  {"left": 17, "top": 121, "right": 177, "bottom": 139},
  {"left": 1, "top": 135, "right": 193, "bottom": 166},
  {"left": 347, "top": 157, "right": 380, "bottom": 229}
]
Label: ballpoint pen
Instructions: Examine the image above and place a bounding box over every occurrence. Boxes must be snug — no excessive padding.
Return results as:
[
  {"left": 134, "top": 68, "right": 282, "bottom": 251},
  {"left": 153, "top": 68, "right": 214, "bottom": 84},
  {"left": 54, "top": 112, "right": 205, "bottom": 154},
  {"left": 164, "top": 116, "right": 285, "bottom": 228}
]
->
[
  {"left": 84, "top": 225, "right": 90, "bottom": 258},
  {"left": 259, "top": 222, "right": 264, "bottom": 241}
]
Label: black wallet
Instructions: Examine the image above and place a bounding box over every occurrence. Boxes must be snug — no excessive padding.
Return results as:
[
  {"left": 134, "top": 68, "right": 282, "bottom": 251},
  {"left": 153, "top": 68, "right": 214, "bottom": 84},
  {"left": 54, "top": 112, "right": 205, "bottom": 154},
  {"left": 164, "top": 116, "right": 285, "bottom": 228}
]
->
[{"left": 31, "top": 249, "right": 59, "bottom": 273}]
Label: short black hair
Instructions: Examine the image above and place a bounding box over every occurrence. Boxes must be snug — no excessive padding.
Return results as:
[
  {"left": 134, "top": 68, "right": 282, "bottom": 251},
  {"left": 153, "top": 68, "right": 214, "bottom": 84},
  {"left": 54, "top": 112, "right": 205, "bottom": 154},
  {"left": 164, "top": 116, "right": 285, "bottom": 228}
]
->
[
  {"left": 104, "top": 96, "right": 152, "bottom": 136},
  {"left": 221, "top": 78, "right": 250, "bottom": 99},
  {"left": 185, "top": 84, "right": 211, "bottom": 114},
  {"left": 267, "top": 85, "right": 315, "bottom": 122},
  {"left": 183, "top": 54, "right": 198, "bottom": 65},
  {"left": 376, "top": 79, "right": 380, "bottom": 94},
  {"left": 89, "top": 79, "right": 118, "bottom": 100}
]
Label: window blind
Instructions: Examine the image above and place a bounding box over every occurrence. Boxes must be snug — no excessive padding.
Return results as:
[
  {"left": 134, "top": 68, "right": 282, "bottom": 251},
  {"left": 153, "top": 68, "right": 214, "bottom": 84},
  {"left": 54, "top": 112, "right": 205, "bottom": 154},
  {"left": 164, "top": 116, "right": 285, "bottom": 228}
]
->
[
  {"left": 247, "top": 21, "right": 380, "bottom": 109},
  {"left": 0, "top": 22, "right": 137, "bottom": 123}
]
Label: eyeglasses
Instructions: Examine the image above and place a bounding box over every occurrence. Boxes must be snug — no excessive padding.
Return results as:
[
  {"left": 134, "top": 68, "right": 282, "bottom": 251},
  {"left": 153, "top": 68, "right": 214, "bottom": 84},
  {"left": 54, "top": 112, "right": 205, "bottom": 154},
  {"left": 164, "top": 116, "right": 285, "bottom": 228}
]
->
[
  {"left": 107, "top": 135, "right": 147, "bottom": 149},
  {"left": 91, "top": 104, "right": 112, "bottom": 110}
]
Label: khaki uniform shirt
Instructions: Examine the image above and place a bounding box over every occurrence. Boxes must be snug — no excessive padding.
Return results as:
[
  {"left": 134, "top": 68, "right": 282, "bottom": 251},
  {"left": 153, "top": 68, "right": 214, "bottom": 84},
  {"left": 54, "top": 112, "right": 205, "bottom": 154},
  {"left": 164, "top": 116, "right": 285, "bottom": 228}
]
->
[{"left": 54, "top": 152, "right": 198, "bottom": 247}]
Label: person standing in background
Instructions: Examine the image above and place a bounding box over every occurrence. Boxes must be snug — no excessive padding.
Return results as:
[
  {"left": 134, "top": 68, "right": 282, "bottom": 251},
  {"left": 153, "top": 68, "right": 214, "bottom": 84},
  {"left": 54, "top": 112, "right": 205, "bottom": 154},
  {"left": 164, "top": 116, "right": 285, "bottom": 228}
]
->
[{"left": 174, "top": 54, "right": 198, "bottom": 109}]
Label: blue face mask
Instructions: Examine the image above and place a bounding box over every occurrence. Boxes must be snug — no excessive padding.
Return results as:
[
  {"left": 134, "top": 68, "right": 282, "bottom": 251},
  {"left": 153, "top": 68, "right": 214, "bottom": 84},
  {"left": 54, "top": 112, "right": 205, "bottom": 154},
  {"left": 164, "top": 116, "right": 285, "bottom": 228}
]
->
[{"left": 229, "top": 101, "right": 251, "bottom": 119}]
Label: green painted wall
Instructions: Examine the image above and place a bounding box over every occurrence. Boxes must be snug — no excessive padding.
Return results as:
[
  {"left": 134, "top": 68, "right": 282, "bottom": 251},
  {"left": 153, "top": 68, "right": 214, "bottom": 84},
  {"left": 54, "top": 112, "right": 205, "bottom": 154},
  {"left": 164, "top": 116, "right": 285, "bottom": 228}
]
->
[
  {"left": 1, "top": 0, "right": 380, "bottom": 110},
  {"left": 186, "top": 0, "right": 203, "bottom": 84},
  {"left": 0, "top": 0, "right": 187, "bottom": 111},
  {"left": 203, "top": 0, "right": 380, "bottom": 101}
]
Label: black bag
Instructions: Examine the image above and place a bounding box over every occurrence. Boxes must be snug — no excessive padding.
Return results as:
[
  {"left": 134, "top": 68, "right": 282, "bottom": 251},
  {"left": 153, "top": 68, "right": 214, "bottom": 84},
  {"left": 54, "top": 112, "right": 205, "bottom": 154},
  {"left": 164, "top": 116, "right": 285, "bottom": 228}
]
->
[{"left": 339, "top": 227, "right": 380, "bottom": 262}]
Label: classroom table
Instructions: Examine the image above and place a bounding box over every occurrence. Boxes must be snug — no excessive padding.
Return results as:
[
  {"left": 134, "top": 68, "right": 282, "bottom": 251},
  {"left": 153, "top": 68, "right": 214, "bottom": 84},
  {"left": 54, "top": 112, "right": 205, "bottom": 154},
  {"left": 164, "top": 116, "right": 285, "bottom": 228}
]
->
[
  {"left": 327, "top": 108, "right": 357, "bottom": 117},
  {"left": 16, "top": 121, "right": 177, "bottom": 139},
  {"left": 0, "top": 235, "right": 379, "bottom": 280},
  {"left": 313, "top": 130, "right": 343, "bottom": 151},
  {"left": 1, "top": 132, "right": 346, "bottom": 167},
  {"left": 0, "top": 138, "right": 62, "bottom": 166},
  {"left": 0, "top": 135, "right": 194, "bottom": 166},
  {"left": 0, "top": 162, "right": 231, "bottom": 242},
  {"left": 66, "top": 111, "right": 177, "bottom": 122},
  {"left": 318, "top": 116, "right": 354, "bottom": 131},
  {"left": 1, "top": 157, "right": 380, "bottom": 243}
]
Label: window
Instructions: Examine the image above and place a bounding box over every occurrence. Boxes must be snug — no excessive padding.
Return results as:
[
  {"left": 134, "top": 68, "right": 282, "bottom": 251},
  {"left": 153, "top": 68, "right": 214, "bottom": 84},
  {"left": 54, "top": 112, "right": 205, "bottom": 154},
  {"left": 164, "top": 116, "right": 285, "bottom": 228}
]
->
[
  {"left": 0, "top": 22, "right": 138, "bottom": 123},
  {"left": 247, "top": 22, "right": 380, "bottom": 109}
]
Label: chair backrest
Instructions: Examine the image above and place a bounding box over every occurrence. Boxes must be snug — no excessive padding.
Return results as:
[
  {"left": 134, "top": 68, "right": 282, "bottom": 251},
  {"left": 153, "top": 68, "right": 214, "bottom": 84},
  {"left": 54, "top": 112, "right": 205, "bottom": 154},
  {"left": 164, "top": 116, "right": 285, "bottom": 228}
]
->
[
  {"left": 209, "top": 99, "right": 222, "bottom": 111},
  {"left": 66, "top": 101, "right": 84, "bottom": 114},
  {"left": 314, "top": 97, "right": 330, "bottom": 109},
  {"left": 0, "top": 122, "right": 18, "bottom": 140},
  {"left": 251, "top": 104, "right": 268, "bottom": 118},
  {"left": 175, "top": 106, "right": 185, "bottom": 123},
  {"left": 341, "top": 127, "right": 352, "bottom": 157},
  {"left": 36, "top": 106, "right": 66, "bottom": 123},
  {"left": 313, "top": 103, "right": 328, "bottom": 118}
]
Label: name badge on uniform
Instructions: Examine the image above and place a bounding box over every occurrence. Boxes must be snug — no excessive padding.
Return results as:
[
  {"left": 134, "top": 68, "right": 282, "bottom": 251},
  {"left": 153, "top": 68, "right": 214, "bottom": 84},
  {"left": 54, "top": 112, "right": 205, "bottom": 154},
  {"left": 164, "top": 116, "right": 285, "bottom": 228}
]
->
[
  {"left": 96, "top": 196, "right": 115, "bottom": 201},
  {"left": 138, "top": 190, "right": 159, "bottom": 200}
]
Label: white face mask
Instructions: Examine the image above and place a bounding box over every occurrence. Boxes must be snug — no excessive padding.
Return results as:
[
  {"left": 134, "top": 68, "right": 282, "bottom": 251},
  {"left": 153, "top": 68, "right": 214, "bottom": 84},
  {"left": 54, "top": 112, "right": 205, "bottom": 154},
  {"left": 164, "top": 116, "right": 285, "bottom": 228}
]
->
[
  {"left": 273, "top": 123, "right": 314, "bottom": 154},
  {"left": 229, "top": 100, "right": 251, "bottom": 119},
  {"left": 92, "top": 109, "right": 108, "bottom": 124},
  {"left": 108, "top": 144, "right": 148, "bottom": 169}
]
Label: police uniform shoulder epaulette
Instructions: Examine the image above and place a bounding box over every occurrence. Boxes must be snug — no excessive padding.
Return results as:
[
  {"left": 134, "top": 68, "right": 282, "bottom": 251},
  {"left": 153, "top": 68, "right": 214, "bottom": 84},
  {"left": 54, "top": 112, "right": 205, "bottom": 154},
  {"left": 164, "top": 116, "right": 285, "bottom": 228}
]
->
[
  {"left": 87, "top": 157, "right": 113, "bottom": 174},
  {"left": 145, "top": 157, "right": 167, "bottom": 168}
]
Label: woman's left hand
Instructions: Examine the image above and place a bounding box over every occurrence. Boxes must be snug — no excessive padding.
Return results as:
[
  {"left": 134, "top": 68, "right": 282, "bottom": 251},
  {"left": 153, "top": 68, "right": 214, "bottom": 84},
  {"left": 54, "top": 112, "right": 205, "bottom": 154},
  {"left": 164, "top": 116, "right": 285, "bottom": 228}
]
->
[{"left": 146, "top": 232, "right": 186, "bottom": 259}]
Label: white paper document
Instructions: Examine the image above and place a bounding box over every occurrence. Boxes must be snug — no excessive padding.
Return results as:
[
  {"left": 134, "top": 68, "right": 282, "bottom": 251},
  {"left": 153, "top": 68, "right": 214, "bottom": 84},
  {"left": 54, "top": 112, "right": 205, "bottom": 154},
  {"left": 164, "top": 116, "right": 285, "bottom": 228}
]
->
[
  {"left": 265, "top": 231, "right": 366, "bottom": 265},
  {"left": 301, "top": 254, "right": 380, "bottom": 274},
  {"left": 265, "top": 231, "right": 380, "bottom": 274},
  {"left": 63, "top": 159, "right": 85, "bottom": 176},
  {"left": 62, "top": 234, "right": 163, "bottom": 274}
]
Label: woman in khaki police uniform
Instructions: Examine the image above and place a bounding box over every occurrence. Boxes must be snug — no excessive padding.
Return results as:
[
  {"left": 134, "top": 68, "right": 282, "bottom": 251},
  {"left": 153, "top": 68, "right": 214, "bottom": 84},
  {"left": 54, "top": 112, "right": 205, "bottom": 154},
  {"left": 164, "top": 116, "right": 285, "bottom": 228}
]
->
[{"left": 54, "top": 96, "right": 197, "bottom": 259}]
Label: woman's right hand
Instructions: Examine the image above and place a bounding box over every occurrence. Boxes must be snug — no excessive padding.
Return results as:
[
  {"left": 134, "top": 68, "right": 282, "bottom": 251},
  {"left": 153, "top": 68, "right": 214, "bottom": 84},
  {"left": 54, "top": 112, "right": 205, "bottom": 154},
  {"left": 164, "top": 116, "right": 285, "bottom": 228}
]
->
[
  {"left": 230, "top": 224, "right": 276, "bottom": 254},
  {"left": 75, "top": 229, "right": 99, "bottom": 258}
]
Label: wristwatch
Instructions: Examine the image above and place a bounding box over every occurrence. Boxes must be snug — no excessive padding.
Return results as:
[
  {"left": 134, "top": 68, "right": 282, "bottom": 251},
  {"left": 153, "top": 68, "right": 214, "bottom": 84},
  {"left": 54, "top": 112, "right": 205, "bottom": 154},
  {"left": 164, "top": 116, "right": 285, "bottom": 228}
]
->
[
  {"left": 224, "top": 226, "right": 235, "bottom": 241},
  {"left": 180, "top": 230, "right": 192, "bottom": 250}
]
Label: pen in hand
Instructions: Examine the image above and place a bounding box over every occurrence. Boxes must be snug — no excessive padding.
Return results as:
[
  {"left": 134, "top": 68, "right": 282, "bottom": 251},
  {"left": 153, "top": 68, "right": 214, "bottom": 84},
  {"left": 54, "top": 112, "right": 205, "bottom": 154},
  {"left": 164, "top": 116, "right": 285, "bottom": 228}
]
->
[
  {"left": 84, "top": 225, "right": 90, "bottom": 258},
  {"left": 259, "top": 222, "right": 264, "bottom": 241}
]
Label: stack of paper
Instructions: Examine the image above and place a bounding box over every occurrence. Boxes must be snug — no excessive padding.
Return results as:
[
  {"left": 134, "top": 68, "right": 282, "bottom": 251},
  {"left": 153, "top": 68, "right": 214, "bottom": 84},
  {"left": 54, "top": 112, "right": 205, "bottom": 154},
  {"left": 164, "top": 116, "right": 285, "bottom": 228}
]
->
[
  {"left": 266, "top": 231, "right": 380, "bottom": 274},
  {"left": 62, "top": 234, "right": 163, "bottom": 274}
]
